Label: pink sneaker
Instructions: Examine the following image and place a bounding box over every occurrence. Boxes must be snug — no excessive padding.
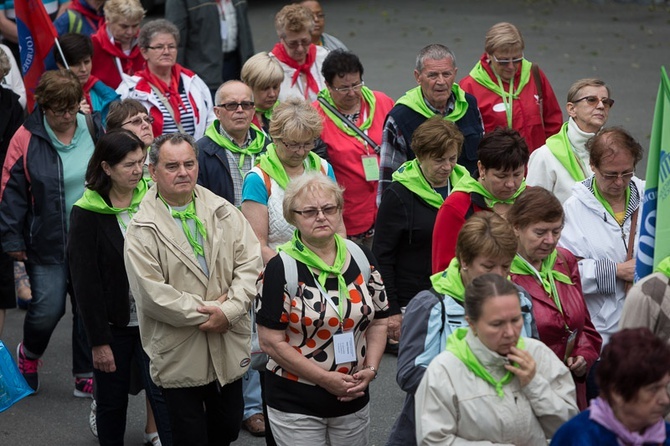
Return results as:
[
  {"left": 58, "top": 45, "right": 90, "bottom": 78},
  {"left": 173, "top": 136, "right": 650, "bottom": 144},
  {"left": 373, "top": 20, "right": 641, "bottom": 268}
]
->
[
  {"left": 16, "top": 342, "right": 40, "bottom": 393},
  {"left": 74, "top": 377, "right": 94, "bottom": 398}
]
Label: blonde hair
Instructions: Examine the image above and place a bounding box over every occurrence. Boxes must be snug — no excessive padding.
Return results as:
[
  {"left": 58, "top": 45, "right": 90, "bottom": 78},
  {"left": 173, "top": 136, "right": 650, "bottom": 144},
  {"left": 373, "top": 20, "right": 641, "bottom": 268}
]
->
[
  {"left": 456, "top": 213, "right": 517, "bottom": 266},
  {"left": 484, "top": 22, "right": 524, "bottom": 55},
  {"left": 241, "top": 52, "right": 284, "bottom": 90},
  {"left": 269, "top": 97, "right": 323, "bottom": 142},
  {"left": 275, "top": 4, "right": 314, "bottom": 38},
  {"left": 104, "top": 0, "right": 145, "bottom": 24}
]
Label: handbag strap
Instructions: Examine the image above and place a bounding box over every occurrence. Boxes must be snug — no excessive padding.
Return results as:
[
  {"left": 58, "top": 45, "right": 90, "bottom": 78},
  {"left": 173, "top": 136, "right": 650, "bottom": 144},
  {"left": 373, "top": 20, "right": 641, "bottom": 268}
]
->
[
  {"left": 148, "top": 83, "right": 186, "bottom": 134},
  {"left": 531, "top": 63, "right": 544, "bottom": 131},
  {"left": 624, "top": 206, "right": 639, "bottom": 292},
  {"left": 317, "top": 96, "right": 381, "bottom": 153}
]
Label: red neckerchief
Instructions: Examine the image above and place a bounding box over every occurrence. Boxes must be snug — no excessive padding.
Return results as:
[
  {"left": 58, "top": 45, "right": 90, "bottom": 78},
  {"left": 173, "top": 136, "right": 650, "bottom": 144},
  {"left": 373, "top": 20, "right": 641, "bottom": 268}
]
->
[
  {"left": 70, "top": 0, "right": 104, "bottom": 31},
  {"left": 136, "top": 64, "right": 197, "bottom": 123},
  {"left": 272, "top": 42, "right": 319, "bottom": 96},
  {"left": 82, "top": 75, "right": 99, "bottom": 109}
]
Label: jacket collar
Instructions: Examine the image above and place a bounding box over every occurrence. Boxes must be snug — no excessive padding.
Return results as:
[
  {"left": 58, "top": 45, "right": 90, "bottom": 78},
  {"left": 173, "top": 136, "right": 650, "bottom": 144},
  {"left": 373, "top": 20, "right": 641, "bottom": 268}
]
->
[
  {"left": 573, "top": 175, "right": 643, "bottom": 223},
  {"left": 466, "top": 329, "right": 511, "bottom": 379}
]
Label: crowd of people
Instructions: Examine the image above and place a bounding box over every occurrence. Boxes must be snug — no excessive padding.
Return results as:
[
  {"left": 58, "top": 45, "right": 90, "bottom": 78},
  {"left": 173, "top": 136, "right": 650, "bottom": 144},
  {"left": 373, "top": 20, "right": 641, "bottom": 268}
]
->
[{"left": 1, "top": 1, "right": 670, "bottom": 446}]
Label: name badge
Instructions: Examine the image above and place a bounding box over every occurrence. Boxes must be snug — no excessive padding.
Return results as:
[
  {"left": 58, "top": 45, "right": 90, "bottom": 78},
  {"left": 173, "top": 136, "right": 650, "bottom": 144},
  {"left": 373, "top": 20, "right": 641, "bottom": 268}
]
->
[
  {"left": 333, "top": 330, "right": 357, "bottom": 364},
  {"left": 362, "top": 155, "right": 379, "bottom": 182}
]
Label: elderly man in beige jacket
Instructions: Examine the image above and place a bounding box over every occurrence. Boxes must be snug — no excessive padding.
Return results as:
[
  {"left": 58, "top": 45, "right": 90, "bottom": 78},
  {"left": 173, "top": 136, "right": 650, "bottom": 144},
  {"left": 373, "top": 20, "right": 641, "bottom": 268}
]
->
[{"left": 125, "top": 132, "right": 263, "bottom": 446}]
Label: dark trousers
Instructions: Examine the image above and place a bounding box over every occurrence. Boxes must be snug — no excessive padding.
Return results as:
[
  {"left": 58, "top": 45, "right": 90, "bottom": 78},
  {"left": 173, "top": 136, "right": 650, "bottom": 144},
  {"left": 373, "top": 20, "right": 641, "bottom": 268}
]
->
[
  {"left": 94, "top": 326, "right": 172, "bottom": 446},
  {"left": 162, "top": 378, "right": 244, "bottom": 446}
]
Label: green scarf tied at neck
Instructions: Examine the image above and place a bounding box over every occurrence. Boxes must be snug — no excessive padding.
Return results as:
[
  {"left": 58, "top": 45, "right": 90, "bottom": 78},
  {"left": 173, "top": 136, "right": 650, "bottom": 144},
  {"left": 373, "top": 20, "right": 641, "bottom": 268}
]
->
[
  {"left": 447, "top": 327, "right": 525, "bottom": 398},
  {"left": 257, "top": 143, "right": 323, "bottom": 190},
  {"left": 395, "top": 84, "right": 469, "bottom": 121},
  {"left": 392, "top": 159, "right": 468, "bottom": 209},
  {"left": 257, "top": 101, "right": 277, "bottom": 122},
  {"left": 545, "top": 121, "right": 588, "bottom": 182},
  {"left": 511, "top": 250, "right": 572, "bottom": 314},
  {"left": 278, "top": 231, "right": 350, "bottom": 316},
  {"left": 74, "top": 178, "right": 149, "bottom": 216},
  {"left": 592, "top": 178, "right": 630, "bottom": 222},
  {"left": 317, "top": 86, "right": 377, "bottom": 137},
  {"left": 204, "top": 120, "right": 266, "bottom": 170},
  {"left": 452, "top": 174, "right": 527, "bottom": 207},
  {"left": 160, "top": 194, "right": 207, "bottom": 257},
  {"left": 430, "top": 257, "right": 466, "bottom": 302},
  {"left": 655, "top": 256, "right": 670, "bottom": 277}
]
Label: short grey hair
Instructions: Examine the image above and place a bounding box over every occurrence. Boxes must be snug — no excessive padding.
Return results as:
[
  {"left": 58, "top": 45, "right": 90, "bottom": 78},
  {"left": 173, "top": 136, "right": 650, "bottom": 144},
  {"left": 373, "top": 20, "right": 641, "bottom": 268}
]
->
[
  {"left": 139, "top": 19, "right": 180, "bottom": 49},
  {"left": 269, "top": 97, "right": 323, "bottom": 142},
  {"left": 0, "top": 46, "right": 11, "bottom": 78},
  {"left": 415, "top": 44, "right": 456, "bottom": 72},
  {"left": 283, "top": 172, "right": 344, "bottom": 226},
  {"left": 215, "top": 80, "right": 254, "bottom": 106},
  {"left": 149, "top": 133, "right": 198, "bottom": 165}
]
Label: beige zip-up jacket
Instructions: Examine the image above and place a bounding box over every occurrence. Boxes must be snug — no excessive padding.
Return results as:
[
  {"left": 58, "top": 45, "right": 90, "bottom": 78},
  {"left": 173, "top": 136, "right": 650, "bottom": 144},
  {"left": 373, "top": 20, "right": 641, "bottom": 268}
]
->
[
  {"left": 415, "top": 330, "right": 578, "bottom": 445},
  {"left": 125, "top": 184, "right": 262, "bottom": 388}
]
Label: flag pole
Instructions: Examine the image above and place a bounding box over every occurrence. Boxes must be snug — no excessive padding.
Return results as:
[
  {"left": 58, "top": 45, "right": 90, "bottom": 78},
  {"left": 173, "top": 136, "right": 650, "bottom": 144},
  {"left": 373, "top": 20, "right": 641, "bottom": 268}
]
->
[{"left": 53, "top": 37, "right": 69, "bottom": 70}]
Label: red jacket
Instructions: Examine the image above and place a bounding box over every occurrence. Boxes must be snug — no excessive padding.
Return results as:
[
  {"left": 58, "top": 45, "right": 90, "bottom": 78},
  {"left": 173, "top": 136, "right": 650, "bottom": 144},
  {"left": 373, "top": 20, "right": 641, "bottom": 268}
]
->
[
  {"left": 460, "top": 54, "right": 562, "bottom": 153},
  {"left": 510, "top": 247, "right": 602, "bottom": 410},
  {"left": 314, "top": 90, "right": 395, "bottom": 235},
  {"left": 431, "top": 191, "right": 488, "bottom": 273},
  {"left": 91, "top": 24, "right": 145, "bottom": 89}
]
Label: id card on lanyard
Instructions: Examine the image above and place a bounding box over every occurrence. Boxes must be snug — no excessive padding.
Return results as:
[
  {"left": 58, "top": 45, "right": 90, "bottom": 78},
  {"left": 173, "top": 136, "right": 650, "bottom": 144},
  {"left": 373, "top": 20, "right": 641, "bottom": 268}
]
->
[{"left": 313, "top": 277, "right": 357, "bottom": 364}]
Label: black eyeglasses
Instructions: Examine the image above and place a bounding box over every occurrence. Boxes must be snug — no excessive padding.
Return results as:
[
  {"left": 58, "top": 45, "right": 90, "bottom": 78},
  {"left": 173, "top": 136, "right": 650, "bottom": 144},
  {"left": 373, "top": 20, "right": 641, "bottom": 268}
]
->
[
  {"left": 292, "top": 205, "right": 340, "bottom": 219},
  {"left": 572, "top": 96, "right": 615, "bottom": 108},
  {"left": 122, "top": 115, "right": 154, "bottom": 126},
  {"left": 216, "top": 101, "right": 255, "bottom": 111}
]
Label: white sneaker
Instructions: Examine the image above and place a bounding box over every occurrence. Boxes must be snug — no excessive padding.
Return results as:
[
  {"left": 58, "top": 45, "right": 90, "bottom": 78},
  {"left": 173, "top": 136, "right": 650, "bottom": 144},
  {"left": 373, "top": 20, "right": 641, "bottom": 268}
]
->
[
  {"left": 144, "top": 432, "right": 161, "bottom": 446},
  {"left": 89, "top": 400, "right": 98, "bottom": 438}
]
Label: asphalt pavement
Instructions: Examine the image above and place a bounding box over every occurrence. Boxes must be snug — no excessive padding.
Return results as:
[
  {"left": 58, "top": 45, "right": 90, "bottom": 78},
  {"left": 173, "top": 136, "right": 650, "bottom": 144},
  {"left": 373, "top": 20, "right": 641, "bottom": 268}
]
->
[{"left": 1, "top": 0, "right": 670, "bottom": 444}]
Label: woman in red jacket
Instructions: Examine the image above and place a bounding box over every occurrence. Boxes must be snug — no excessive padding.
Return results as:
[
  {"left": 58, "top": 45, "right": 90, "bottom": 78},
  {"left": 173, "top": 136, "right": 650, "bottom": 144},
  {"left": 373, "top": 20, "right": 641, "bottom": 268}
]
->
[
  {"left": 508, "top": 187, "right": 601, "bottom": 410},
  {"left": 91, "top": 0, "right": 145, "bottom": 89},
  {"left": 459, "top": 22, "right": 562, "bottom": 153}
]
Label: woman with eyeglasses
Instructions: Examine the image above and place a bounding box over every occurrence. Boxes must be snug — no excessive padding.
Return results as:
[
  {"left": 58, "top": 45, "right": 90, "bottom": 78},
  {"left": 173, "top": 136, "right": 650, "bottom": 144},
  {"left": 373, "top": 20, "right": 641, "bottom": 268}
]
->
[
  {"left": 255, "top": 172, "right": 388, "bottom": 446},
  {"left": 460, "top": 22, "right": 562, "bottom": 153},
  {"left": 242, "top": 98, "right": 337, "bottom": 265},
  {"left": 528, "top": 79, "right": 613, "bottom": 203},
  {"left": 68, "top": 129, "right": 171, "bottom": 446},
  {"left": 0, "top": 69, "right": 102, "bottom": 397},
  {"left": 90, "top": 0, "right": 146, "bottom": 90},
  {"left": 315, "top": 49, "right": 394, "bottom": 249},
  {"left": 117, "top": 19, "right": 215, "bottom": 140},
  {"left": 559, "top": 126, "right": 644, "bottom": 401},
  {"left": 270, "top": 4, "right": 328, "bottom": 102},
  {"left": 299, "top": 1, "right": 348, "bottom": 51}
]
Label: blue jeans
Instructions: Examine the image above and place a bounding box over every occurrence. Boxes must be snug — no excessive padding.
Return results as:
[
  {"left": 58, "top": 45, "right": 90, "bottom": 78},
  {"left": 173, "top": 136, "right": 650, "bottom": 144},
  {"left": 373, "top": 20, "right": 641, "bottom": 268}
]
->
[
  {"left": 23, "top": 262, "right": 92, "bottom": 375},
  {"left": 242, "top": 369, "right": 263, "bottom": 419},
  {"left": 95, "top": 326, "right": 172, "bottom": 446}
]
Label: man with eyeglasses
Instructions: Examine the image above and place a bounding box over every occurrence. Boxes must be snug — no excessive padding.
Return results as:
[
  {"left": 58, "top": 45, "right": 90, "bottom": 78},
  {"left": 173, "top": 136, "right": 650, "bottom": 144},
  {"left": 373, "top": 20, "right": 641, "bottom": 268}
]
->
[
  {"left": 271, "top": 4, "right": 328, "bottom": 102},
  {"left": 125, "top": 132, "right": 263, "bottom": 446},
  {"left": 377, "top": 43, "right": 484, "bottom": 204},
  {"left": 196, "top": 80, "right": 270, "bottom": 207},
  {"left": 460, "top": 22, "right": 562, "bottom": 154},
  {"left": 0, "top": 69, "right": 102, "bottom": 397},
  {"left": 528, "top": 78, "right": 614, "bottom": 203}
]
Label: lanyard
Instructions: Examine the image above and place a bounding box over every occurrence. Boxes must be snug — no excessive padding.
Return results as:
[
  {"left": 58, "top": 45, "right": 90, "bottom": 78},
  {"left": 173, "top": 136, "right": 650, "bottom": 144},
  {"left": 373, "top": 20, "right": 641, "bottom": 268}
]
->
[
  {"left": 312, "top": 272, "right": 345, "bottom": 328},
  {"left": 495, "top": 74, "right": 516, "bottom": 128}
]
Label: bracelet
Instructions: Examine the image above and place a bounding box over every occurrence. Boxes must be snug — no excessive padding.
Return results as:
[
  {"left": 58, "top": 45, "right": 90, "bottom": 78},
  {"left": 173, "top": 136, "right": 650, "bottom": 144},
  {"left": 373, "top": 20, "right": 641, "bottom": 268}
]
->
[{"left": 360, "top": 365, "right": 378, "bottom": 379}]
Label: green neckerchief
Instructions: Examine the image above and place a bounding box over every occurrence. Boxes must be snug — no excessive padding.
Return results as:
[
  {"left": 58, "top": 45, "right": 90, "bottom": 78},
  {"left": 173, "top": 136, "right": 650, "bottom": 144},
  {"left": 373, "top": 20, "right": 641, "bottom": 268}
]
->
[
  {"left": 546, "top": 122, "right": 587, "bottom": 182},
  {"left": 74, "top": 178, "right": 148, "bottom": 215},
  {"left": 468, "top": 59, "right": 531, "bottom": 128},
  {"left": 395, "top": 84, "right": 469, "bottom": 121},
  {"left": 655, "top": 256, "right": 670, "bottom": 277},
  {"left": 278, "top": 231, "right": 349, "bottom": 322},
  {"left": 511, "top": 250, "right": 572, "bottom": 315},
  {"left": 392, "top": 159, "right": 468, "bottom": 209},
  {"left": 317, "top": 86, "right": 377, "bottom": 141},
  {"left": 256, "top": 143, "right": 323, "bottom": 190},
  {"left": 159, "top": 193, "right": 207, "bottom": 257},
  {"left": 446, "top": 327, "right": 525, "bottom": 398},
  {"left": 430, "top": 257, "right": 466, "bottom": 302},
  {"left": 592, "top": 178, "right": 630, "bottom": 222},
  {"left": 257, "top": 101, "right": 277, "bottom": 121},
  {"left": 204, "top": 120, "right": 266, "bottom": 170},
  {"left": 452, "top": 174, "right": 527, "bottom": 207}
]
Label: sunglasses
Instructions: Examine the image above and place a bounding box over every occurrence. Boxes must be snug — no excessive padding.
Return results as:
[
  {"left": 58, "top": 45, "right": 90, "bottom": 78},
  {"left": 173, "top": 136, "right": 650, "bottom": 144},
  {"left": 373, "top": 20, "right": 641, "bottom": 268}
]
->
[
  {"left": 572, "top": 96, "right": 615, "bottom": 108},
  {"left": 216, "top": 101, "right": 255, "bottom": 111}
]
